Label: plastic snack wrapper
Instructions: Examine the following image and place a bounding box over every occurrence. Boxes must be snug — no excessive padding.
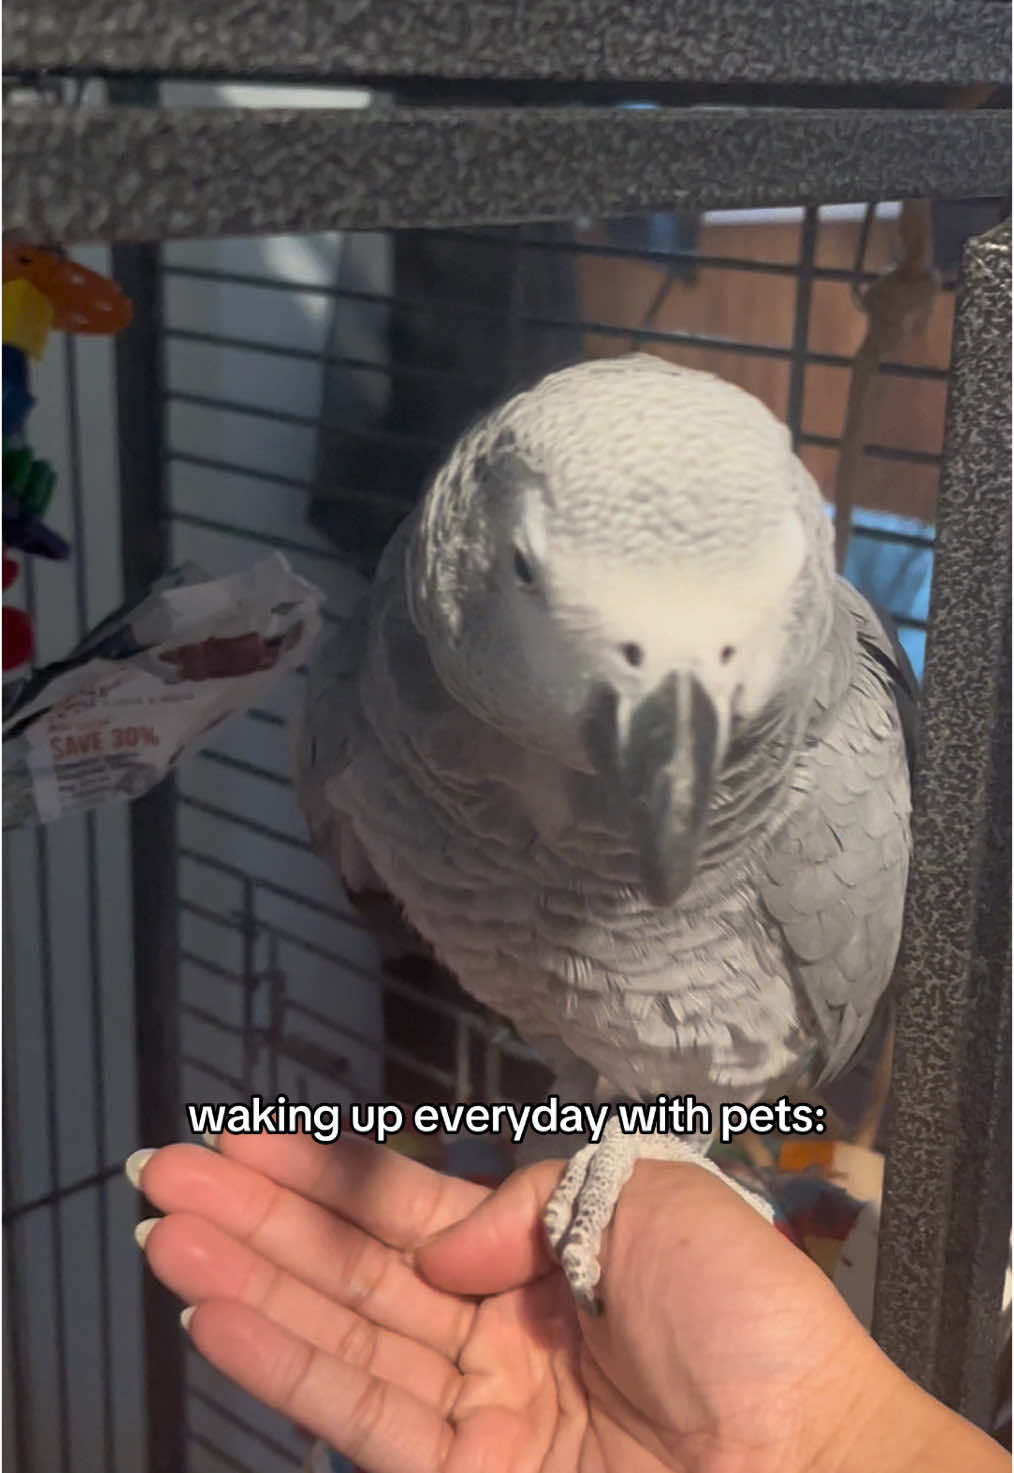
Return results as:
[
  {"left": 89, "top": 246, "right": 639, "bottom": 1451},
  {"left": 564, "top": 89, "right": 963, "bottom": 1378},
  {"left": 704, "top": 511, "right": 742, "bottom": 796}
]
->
[{"left": 3, "top": 554, "right": 323, "bottom": 828}]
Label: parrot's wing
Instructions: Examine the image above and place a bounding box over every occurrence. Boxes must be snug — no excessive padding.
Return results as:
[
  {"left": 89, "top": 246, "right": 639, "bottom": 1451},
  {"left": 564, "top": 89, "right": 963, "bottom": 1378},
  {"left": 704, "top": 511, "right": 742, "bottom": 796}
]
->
[
  {"left": 860, "top": 595, "right": 920, "bottom": 782},
  {"left": 759, "top": 584, "right": 914, "bottom": 1083},
  {"left": 294, "top": 520, "right": 440, "bottom": 958},
  {"left": 293, "top": 591, "right": 380, "bottom": 888}
]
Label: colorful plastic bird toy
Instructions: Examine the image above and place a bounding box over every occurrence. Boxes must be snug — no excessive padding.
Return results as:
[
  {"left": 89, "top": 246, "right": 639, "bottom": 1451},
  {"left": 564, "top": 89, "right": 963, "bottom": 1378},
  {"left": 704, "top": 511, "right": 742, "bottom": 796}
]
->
[{"left": 2, "top": 244, "right": 133, "bottom": 574}]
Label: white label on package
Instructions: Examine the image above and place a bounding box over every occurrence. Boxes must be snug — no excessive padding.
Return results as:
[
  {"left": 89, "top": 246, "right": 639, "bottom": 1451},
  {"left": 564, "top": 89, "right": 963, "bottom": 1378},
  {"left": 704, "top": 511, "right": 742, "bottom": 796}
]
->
[
  {"left": 26, "top": 666, "right": 205, "bottom": 822},
  {"left": 24, "top": 658, "right": 290, "bottom": 824}
]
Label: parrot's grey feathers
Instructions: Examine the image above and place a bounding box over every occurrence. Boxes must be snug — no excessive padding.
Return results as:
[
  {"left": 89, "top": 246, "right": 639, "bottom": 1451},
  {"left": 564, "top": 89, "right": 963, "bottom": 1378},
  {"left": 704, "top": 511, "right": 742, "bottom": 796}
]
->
[
  {"left": 858, "top": 602, "right": 921, "bottom": 780},
  {"left": 295, "top": 356, "right": 913, "bottom": 1301},
  {"left": 759, "top": 583, "right": 912, "bottom": 1083}
]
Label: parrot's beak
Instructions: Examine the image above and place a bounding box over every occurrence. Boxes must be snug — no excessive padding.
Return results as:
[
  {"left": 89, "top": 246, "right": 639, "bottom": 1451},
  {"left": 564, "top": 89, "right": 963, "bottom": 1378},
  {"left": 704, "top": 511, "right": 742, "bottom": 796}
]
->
[{"left": 583, "top": 672, "right": 722, "bottom": 907}]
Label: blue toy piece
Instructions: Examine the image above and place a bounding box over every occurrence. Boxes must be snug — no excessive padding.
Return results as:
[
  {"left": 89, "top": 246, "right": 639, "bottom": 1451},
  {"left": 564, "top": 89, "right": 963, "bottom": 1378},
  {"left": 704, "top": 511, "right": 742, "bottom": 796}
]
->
[
  {"left": 2, "top": 345, "right": 34, "bottom": 438},
  {"left": 2, "top": 334, "right": 67, "bottom": 562}
]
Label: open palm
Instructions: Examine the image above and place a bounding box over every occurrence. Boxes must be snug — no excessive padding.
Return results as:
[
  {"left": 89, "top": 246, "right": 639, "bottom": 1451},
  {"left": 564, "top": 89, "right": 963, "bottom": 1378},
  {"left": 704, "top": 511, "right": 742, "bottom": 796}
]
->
[{"left": 134, "top": 1131, "right": 884, "bottom": 1473}]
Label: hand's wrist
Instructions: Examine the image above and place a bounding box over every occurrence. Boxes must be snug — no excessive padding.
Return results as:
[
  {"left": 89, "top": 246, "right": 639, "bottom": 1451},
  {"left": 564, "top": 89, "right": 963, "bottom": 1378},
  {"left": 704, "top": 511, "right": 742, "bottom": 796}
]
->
[{"left": 811, "top": 1338, "right": 1007, "bottom": 1473}]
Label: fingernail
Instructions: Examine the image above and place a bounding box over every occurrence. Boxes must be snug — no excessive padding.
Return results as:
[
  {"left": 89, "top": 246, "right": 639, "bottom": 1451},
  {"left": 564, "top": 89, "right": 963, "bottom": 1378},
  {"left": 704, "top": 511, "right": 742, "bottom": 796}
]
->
[
  {"left": 202, "top": 1130, "right": 219, "bottom": 1150},
  {"left": 180, "top": 1305, "right": 196, "bottom": 1331},
  {"left": 134, "top": 1217, "right": 159, "bottom": 1249},
  {"left": 124, "top": 1148, "right": 155, "bottom": 1189}
]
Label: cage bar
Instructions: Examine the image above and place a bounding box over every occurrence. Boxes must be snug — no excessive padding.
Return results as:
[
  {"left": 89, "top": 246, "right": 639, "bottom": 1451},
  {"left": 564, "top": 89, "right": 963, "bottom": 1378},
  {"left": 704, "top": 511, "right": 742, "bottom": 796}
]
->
[
  {"left": 3, "top": 104, "right": 1010, "bottom": 243},
  {"left": 111, "top": 219, "right": 187, "bottom": 1470},
  {"left": 873, "top": 221, "right": 1012, "bottom": 1423},
  {"left": 4, "top": 0, "right": 1010, "bottom": 86}
]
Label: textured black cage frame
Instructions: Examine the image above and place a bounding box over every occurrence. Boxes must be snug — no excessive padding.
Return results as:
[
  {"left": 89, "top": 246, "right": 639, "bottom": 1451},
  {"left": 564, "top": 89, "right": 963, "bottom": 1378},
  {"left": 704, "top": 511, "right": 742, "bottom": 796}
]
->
[{"left": 3, "top": 5, "right": 1011, "bottom": 1470}]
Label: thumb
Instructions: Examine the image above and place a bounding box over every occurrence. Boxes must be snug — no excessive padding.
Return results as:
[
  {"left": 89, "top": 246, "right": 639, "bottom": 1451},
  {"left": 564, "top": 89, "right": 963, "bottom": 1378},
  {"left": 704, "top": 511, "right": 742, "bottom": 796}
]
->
[{"left": 413, "top": 1159, "right": 564, "bottom": 1295}]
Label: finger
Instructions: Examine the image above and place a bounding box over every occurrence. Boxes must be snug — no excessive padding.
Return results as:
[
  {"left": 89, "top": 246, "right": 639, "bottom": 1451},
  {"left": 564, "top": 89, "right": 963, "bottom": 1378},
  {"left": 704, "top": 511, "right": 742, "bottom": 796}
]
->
[
  {"left": 415, "top": 1160, "right": 565, "bottom": 1295},
  {"left": 209, "top": 1129, "right": 491, "bottom": 1250},
  {"left": 139, "top": 1144, "right": 474, "bottom": 1359},
  {"left": 142, "top": 1212, "right": 462, "bottom": 1416},
  {"left": 185, "top": 1300, "right": 455, "bottom": 1473}
]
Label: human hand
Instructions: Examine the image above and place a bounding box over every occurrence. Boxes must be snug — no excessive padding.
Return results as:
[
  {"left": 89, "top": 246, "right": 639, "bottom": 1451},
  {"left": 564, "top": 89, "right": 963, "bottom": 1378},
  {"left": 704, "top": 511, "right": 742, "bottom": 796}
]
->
[{"left": 129, "top": 1131, "right": 1004, "bottom": 1473}]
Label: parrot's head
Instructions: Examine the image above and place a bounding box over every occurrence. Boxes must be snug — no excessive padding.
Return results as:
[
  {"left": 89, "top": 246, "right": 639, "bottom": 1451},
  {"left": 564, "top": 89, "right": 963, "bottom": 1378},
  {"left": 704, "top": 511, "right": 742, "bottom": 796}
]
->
[{"left": 407, "top": 355, "right": 835, "bottom": 905}]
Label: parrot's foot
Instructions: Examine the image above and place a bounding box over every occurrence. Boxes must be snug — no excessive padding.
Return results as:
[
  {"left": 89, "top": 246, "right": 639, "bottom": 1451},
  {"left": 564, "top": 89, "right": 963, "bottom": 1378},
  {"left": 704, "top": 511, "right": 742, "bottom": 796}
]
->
[{"left": 543, "top": 1121, "right": 775, "bottom": 1313}]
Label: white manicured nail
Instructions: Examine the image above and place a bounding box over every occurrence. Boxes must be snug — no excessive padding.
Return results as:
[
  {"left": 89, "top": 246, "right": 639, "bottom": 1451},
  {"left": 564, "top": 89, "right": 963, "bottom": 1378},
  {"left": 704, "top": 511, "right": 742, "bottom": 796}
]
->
[
  {"left": 134, "top": 1217, "right": 159, "bottom": 1249},
  {"left": 124, "top": 1148, "right": 155, "bottom": 1189},
  {"left": 180, "top": 1306, "right": 196, "bottom": 1331}
]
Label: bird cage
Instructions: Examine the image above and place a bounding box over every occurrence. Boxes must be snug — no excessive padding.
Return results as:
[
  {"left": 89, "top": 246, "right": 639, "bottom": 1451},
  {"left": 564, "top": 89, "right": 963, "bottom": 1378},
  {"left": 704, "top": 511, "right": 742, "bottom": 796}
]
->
[{"left": 2, "top": 6, "right": 1010, "bottom": 1470}]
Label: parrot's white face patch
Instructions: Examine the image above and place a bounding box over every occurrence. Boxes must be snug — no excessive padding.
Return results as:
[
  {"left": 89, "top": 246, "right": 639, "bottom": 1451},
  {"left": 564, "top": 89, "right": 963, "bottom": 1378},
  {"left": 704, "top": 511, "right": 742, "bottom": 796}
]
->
[
  {"left": 560, "top": 512, "right": 804, "bottom": 631},
  {"left": 547, "top": 512, "right": 807, "bottom": 699}
]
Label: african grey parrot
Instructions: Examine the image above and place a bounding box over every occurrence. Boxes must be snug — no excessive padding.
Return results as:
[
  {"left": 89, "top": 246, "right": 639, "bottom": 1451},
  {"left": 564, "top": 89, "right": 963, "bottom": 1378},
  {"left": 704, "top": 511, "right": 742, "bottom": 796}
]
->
[{"left": 296, "top": 355, "right": 914, "bottom": 1309}]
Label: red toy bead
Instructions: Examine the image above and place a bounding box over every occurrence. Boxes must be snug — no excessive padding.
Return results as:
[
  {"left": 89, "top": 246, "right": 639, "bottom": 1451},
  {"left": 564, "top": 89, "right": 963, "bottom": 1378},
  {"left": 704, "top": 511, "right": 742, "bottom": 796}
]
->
[
  {"left": 3, "top": 605, "right": 33, "bottom": 671},
  {"left": 3, "top": 551, "right": 33, "bottom": 672}
]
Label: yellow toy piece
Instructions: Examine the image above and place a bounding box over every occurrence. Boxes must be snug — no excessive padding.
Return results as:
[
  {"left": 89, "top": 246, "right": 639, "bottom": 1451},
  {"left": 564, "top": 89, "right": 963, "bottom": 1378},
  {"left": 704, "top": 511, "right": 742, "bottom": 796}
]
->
[{"left": 3, "top": 278, "right": 54, "bottom": 359}]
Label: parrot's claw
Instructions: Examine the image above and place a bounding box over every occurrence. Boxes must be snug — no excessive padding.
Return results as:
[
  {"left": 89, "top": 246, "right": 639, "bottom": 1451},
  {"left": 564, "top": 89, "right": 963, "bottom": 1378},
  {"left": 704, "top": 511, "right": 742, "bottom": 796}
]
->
[{"left": 543, "top": 1122, "right": 775, "bottom": 1313}]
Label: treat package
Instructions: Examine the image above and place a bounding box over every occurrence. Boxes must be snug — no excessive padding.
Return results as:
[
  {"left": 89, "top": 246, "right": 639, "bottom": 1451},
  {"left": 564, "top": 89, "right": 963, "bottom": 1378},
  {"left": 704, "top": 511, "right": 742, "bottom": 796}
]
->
[{"left": 3, "top": 554, "right": 323, "bottom": 828}]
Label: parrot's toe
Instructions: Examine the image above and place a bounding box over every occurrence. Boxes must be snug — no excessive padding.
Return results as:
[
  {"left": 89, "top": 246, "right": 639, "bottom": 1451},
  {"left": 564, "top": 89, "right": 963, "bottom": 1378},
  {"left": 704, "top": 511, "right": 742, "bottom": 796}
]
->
[
  {"left": 543, "top": 1124, "right": 643, "bottom": 1312},
  {"left": 716, "top": 1171, "right": 777, "bottom": 1223},
  {"left": 643, "top": 1133, "right": 778, "bottom": 1225},
  {"left": 544, "top": 1124, "right": 777, "bottom": 1312},
  {"left": 543, "top": 1141, "right": 597, "bottom": 1251}
]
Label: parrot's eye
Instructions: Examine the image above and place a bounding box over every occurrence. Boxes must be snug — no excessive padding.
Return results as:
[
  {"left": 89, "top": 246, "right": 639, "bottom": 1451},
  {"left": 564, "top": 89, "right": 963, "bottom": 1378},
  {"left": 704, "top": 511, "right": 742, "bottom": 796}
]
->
[
  {"left": 513, "top": 547, "right": 537, "bottom": 587},
  {"left": 720, "top": 645, "right": 736, "bottom": 665}
]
